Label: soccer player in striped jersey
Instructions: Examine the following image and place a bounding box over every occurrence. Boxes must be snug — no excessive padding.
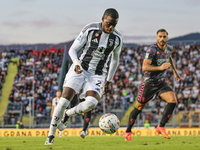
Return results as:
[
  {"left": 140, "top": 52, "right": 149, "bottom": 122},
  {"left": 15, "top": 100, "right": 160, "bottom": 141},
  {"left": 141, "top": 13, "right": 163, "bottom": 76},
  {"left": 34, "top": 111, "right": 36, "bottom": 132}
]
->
[
  {"left": 45, "top": 8, "right": 122, "bottom": 145},
  {"left": 124, "top": 29, "right": 180, "bottom": 141},
  {"left": 51, "top": 91, "right": 62, "bottom": 137}
]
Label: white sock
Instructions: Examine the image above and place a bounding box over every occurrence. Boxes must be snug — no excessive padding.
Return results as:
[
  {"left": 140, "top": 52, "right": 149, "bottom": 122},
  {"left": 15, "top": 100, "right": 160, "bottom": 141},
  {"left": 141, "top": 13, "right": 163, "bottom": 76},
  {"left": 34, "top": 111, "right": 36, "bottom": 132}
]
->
[
  {"left": 59, "top": 131, "right": 62, "bottom": 137},
  {"left": 66, "top": 96, "right": 98, "bottom": 117},
  {"left": 48, "top": 97, "right": 70, "bottom": 136}
]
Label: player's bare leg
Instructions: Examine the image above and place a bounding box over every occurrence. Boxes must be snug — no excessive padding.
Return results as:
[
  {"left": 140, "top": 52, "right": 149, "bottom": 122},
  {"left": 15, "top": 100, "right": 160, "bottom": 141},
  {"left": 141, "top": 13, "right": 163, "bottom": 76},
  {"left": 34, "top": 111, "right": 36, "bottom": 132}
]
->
[
  {"left": 156, "top": 91, "right": 177, "bottom": 139},
  {"left": 45, "top": 87, "right": 75, "bottom": 145}
]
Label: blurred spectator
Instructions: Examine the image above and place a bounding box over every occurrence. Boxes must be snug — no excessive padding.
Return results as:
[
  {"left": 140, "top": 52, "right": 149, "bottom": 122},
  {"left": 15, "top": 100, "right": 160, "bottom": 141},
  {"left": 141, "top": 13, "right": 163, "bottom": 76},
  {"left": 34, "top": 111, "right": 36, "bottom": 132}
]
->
[
  {"left": 16, "top": 120, "right": 20, "bottom": 129},
  {"left": 144, "top": 120, "right": 150, "bottom": 129}
]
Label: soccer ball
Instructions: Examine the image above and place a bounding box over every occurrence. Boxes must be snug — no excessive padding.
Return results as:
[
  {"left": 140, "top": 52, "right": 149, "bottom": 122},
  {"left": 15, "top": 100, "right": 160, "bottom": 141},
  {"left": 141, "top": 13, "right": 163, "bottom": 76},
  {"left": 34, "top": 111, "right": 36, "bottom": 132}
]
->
[{"left": 99, "top": 113, "right": 120, "bottom": 134}]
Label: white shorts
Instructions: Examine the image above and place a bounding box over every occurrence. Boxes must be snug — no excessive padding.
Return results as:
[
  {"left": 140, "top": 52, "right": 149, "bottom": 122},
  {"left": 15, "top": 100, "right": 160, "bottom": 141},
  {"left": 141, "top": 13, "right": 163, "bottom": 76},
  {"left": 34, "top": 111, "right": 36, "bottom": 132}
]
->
[{"left": 63, "top": 64, "right": 105, "bottom": 98}]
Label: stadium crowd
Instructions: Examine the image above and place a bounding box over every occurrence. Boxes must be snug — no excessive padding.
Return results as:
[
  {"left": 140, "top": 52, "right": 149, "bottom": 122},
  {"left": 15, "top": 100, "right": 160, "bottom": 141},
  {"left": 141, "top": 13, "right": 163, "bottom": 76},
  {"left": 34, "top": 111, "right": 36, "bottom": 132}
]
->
[
  {"left": 0, "top": 50, "right": 10, "bottom": 101},
  {"left": 4, "top": 47, "right": 64, "bottom": 125},
  {"left": 1, "top": 43, "right": 200, "bottom": 125}
]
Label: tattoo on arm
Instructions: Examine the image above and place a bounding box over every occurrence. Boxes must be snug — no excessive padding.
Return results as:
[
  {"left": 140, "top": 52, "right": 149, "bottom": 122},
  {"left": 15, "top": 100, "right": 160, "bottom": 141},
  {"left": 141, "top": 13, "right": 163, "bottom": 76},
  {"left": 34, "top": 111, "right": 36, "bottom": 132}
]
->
[
  {"left": 143, "top": 59, "right": 160, "bottom": 71},
  {"left": 170, "top": 56, "right": 178, "bottom": 75},
  {"left": 145, "top": 66, "right": 159, "bottom": 71},
  {"left": 170, "top": 57, "right": 176, "bottom": 70}
]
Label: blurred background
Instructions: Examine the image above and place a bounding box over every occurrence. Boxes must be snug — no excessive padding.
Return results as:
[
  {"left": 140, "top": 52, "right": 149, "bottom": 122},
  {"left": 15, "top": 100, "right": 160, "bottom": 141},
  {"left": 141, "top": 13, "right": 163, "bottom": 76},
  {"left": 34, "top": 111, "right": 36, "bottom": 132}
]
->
[{"left": 0, "top": 0, "right": 199, "bottom": 129}]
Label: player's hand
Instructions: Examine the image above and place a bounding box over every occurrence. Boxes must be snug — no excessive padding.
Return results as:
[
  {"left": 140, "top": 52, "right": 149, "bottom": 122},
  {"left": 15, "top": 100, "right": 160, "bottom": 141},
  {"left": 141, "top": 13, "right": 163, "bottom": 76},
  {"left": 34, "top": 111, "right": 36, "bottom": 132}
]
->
[
  {"left": 73, "top": 60, "right": 83, "bottom": 74},
  {"left": 102, "top": 81, "right": 112, "bottom": 95},
  {"left": 74, "top": 65, "right": 83, "bottom": 74},
  {"left": 175, "top": 74, "right": 181, "bottom": 82},
  {"left": 159, "top": 62, "right": 171, "bottom": 70}
]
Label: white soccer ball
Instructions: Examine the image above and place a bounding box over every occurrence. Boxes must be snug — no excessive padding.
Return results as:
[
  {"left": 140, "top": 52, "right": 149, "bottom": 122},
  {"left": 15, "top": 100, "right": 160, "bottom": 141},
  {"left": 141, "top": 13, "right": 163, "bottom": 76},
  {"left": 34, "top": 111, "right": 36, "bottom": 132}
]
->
[{"left": 99, "top": 113, "right": 120, "bottom": 134}]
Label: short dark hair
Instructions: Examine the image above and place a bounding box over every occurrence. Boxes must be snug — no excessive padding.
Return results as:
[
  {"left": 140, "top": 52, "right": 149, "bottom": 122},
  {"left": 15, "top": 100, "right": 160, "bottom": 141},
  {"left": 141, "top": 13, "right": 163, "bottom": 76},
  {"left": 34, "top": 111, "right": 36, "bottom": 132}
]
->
[
  {"left": 157, "top": 29, "right": 168, "bottom": 35},
  {"left": 103, "top": 8, "right": 119, "bottom": 19}
]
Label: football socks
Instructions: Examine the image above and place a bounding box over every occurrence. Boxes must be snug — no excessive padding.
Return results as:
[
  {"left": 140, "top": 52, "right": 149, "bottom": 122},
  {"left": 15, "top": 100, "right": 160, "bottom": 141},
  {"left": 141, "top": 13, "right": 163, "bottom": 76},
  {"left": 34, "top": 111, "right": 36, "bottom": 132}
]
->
[
  {"left": 160, "top": 103, "right": 176, "bottom": 127},
  {"left": 49, "top": 98, "right": 70, "bottom": 135},
  {"left": 83, "top": 110, "right": 91, "bottom": 131},
  {"left": 126, "top": 108, "right": 141, "bottom": 132}
]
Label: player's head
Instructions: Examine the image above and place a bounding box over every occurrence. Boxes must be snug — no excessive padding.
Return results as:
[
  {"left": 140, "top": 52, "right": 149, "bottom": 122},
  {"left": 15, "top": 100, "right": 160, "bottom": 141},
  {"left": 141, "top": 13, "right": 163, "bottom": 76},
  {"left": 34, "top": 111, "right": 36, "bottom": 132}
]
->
[
  {"left": 56, "top": 91, "right": 61, "bottom": 98},
  {"left": 102, "top": 8, "right": 119, "bottom": 34},
  {"left": 156, "top": 29, "right": 168, "bottom": 47}
]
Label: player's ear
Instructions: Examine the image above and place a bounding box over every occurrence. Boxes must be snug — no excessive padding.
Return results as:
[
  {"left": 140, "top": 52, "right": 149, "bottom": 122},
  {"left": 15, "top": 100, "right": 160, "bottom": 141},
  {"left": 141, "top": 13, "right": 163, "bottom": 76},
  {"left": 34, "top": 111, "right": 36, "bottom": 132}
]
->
[{"left": 102, "top": 16, "right": 104, "bottom": 22}]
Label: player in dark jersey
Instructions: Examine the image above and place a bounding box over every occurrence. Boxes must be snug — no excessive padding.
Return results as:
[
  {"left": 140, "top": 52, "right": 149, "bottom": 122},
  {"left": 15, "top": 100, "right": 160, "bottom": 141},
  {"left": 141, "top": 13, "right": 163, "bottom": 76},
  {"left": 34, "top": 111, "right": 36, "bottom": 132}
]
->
[
  {"left": 124, "top": 29, "right": 180, "bottom": 141},
  {"left": 79, "top": 98, "right": 91, "bottom": 138},
  {"left": 45, "top": 8, "right": 122, "bottom": 145}
]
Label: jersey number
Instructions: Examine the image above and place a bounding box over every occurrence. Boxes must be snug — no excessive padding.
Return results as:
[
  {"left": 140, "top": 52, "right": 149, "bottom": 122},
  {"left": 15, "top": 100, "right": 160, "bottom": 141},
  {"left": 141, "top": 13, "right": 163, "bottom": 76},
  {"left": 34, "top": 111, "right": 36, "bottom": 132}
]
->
[{"left": 96, "top": 80, "right": 101, "bottom": 87}]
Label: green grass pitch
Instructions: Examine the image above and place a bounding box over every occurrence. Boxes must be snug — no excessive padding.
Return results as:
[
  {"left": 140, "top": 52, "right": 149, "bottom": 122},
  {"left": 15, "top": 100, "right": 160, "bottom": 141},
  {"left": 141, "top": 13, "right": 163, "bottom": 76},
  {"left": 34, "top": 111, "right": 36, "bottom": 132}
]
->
[{"left": 0, "top": 136, "right": 200, "bottom": 150}]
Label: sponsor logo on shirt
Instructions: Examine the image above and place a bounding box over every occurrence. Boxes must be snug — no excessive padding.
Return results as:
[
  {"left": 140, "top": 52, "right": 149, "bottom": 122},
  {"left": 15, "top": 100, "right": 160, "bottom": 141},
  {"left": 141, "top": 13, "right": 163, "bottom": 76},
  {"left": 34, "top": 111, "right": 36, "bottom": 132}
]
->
[
  {"left": 91, "top": 47, "right": 106, "bottom": 60},
  {"left": 157, "top": 58, "right": 169, "bottom": 65}
]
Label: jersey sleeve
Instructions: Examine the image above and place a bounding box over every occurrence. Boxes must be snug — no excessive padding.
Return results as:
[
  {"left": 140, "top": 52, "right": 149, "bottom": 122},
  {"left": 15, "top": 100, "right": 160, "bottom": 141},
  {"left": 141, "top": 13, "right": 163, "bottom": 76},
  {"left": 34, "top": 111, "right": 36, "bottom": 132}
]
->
[
  {"left": 144, "top": 46, "right": 156, "bottom": 61},
  {"left": 106, "top": 36, "right": 122, "bottom": 82},
  {"left": 68, "top": 24, "right": 90, "bottom": 62}
]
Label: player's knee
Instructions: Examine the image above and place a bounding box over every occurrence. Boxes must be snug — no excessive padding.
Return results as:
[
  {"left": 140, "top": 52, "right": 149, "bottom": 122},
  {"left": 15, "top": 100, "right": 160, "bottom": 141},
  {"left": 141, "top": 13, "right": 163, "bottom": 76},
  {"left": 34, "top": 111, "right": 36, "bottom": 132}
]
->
[
  {"left": 136, "top": 105, "right": 144, "bottom": 111},
  {"left": 85, "top": 96, "right": 98, "bottom": 109},
  {"left": 168, "top": 97, "right": 177, "bottom": 104},
  {"left": 59, "top": 97, "right": 70, "bottom": 107},
  {"left": 135, "top": 102, "right": 146, "bottom": 111}
]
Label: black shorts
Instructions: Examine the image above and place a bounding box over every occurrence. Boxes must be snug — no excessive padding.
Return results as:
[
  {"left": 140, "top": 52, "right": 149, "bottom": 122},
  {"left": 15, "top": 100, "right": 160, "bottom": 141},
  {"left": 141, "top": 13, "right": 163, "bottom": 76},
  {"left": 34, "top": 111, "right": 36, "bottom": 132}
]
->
[{"left": 137, "top": 80, "right": 173, "bottom": 104}]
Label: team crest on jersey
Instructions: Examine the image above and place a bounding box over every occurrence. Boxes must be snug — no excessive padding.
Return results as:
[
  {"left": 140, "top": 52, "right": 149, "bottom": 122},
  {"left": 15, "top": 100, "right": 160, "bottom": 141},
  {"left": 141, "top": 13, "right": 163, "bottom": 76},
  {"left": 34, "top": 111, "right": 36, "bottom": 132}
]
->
[
  {"left": 162, "top": 52, "right": 165, "bottom": 57},
  {"left": 95, "top": 33, "right": 99, "bottom": 37},
  {"left": 109, "top": 39, "right": 114, "bottom": 47}
]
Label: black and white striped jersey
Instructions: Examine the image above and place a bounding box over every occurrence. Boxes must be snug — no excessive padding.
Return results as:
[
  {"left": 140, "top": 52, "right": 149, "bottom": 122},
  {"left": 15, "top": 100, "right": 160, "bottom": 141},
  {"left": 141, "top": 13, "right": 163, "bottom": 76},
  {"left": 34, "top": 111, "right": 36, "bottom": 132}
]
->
[{"left": 69, "top": 22, "right": 122, "bottom": 76}]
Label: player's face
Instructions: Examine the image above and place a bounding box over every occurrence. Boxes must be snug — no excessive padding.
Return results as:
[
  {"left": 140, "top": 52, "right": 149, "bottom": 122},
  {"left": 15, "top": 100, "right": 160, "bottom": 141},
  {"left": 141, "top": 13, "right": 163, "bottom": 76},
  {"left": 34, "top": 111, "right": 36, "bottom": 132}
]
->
[
  {"left": 156, "top": 32, "right": 168, "bottom": 47},
  {"left": 102, "top": 15, "right": 118, "bottom": 34},
  {"left": 56, "top": 91, "right": 61, "bottom": 97}
]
